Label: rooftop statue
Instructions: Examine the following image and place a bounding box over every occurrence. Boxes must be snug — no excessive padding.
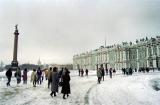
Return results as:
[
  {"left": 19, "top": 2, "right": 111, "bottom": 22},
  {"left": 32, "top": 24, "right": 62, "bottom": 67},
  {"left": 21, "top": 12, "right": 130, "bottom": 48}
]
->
[{"left": 15, "top": 24, "right": 18, "bottom": 30}]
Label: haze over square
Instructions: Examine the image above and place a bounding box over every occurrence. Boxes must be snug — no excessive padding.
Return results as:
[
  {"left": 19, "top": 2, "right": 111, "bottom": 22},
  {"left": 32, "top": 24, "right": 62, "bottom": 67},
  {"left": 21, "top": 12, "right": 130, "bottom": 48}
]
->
[{"left": 0, "top": 0, "right": 160, "bottom": 64}]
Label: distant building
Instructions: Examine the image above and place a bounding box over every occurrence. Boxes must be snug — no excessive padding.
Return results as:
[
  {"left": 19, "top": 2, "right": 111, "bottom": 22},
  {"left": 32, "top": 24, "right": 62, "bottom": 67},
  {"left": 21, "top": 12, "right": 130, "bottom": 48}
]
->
[
  {"left": 37, "top": 58, "right": 42, "bottom": 66},
  {"left": 49, "top": 64, "right": 73, "bottom": 70},
  {"left": 73, "top": 36, "right": 160, "bottom": 70},
  {"left": 59, "top": 64, "right": 73, "bottom": 70}
]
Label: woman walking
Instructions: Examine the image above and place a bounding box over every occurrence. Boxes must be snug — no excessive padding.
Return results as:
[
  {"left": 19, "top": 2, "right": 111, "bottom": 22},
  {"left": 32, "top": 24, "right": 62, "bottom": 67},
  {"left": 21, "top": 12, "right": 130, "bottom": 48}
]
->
[
  {"left": 31, "top": 69, "right": 37, "bottom": 87},
  {"left": 61, "top": 68, "right": 71, "bottom": 99},
  {"left": 109, "top": 68, "right": 113, "bottom": 79},
  {"left": 50, "top": 67, "right": 59, "bottom": 97},
  {"left": 22, "top": 68, "right": 28, "bottom": 84},
  {"left": 48, "top": 67, "right": 53, "bottom": 88},
  {"left": 15, "top": 67, "right": 21, "bottom": 85},
  {"left": 97, "top": 68, "right": 102, "bottom": 84}
]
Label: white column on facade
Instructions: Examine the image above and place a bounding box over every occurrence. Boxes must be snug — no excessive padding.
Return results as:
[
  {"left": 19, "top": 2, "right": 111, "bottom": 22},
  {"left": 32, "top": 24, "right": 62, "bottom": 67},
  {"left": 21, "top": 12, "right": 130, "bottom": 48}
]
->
[
  {"left": 157, "top": 44, "right": 159, "bottom": 56},
  {"left": 98, "top": 53, "right": 100, "bottom": 64},
  {"left": 146, "top": 46, "right": 149, "bottom": 67},
  {"left": 151, "top": 45, "right": 154, "bottom": 56},
  {"left": 159, "top": 45, "right": 160, "bottom": 56},
  {"left": 101, "top": 52, "right": 102, "bottom": 64},
  {"left": 136, "top": 47, "right": 139, "bottom": 69}
]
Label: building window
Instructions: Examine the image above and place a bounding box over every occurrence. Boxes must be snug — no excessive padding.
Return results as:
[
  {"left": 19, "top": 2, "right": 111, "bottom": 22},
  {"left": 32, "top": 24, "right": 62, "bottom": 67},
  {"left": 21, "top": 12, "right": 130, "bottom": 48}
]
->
[
  {"left": 148, "top": 46, "right": 152, "bottom": 56},
  {"left": 149, "top": 60, "right": 153, "bottom": 67},
  {"left": 153, "top": 45, "right": 157, "bottom": 55}
]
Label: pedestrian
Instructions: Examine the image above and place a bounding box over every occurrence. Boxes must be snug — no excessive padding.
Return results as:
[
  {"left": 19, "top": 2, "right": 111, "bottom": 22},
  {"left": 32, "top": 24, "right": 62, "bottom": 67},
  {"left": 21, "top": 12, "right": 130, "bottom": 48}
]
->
[
  {"left": 41, "top": 70, "right": 45, "bottom": 83},
  {"left": 44, "top": 69, "right": 48, "bottom": 80},
  {"left": 58, "top": 68, "right": 63, "bottom": 78},
  {"left": 48, "top": 67, "right": 53, "bottom": 88},
  {"left": 101, "top": 67, "right": 105, "bottom": 81},
  {"left": 6, "top": 68, "right": 12, "bottom": 86},
  {"left": 146, "top": 67, "right": 150, "bottom": 73},
  {"left": 106, "top": 68, "right": 108, "bottom": 75},
  {"left": 58, "top": 68, "right": 64, "bottom": 86},
  {"left": 81, "top": 69, "right": 84, "bottom": 77},
  {"left": 50, "top": 67, "right": 59, "bottom": 97},
  {"left": 61, "top": 69, "right": 71, "bottom": 99},
  {"left": 122, "top": 68, "right": 126, "bottom": 75},
  {"left": 15, "top": 67, "right": 21, "bottom": 84},
  {"left": 113, "top": 68, "right": 116, "bottom": 76},
  {"left": 85, "top": 69, "right": 88, "bottom": 76},
  {"left": 97, "top": 68, "right": 102, "bottom": 84},
  {"left": 109, "top": 68, "right": 112, "bottom": 79},
  {"left": 129, "top": 68, "right": 133, "bottom": 75},
  {"left": 65, "top": 67, "right": 70, "bottom": 74},
  {"left": 126, "top": 68, "right": 129, "bottom": 75},
  {"left": 135, "top": 68, "right": 137, "bottom": 72},
  {"left": 37, "top": 67, "right": 42, "bottom": 85},
  {"left": 78, "top": 69, "right": 81, "bottom": 76},
  {"left": 31, "top": 69, "right": 37, "bottom": 87},
  {"left": 22, "top": 68, "right": 28, "bottom": 84}
]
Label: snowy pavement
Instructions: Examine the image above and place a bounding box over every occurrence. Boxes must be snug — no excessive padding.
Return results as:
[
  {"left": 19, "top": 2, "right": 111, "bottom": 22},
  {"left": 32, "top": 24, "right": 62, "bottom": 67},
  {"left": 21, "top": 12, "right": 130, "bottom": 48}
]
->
[{"left": 0, "top": 70, "right": 160, "bottom": 105}]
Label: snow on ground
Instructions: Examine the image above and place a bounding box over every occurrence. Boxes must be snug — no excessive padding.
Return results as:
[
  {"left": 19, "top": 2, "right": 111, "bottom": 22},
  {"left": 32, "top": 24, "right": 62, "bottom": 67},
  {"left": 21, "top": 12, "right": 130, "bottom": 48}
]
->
[{"left": 0, "top": 70, "right": 160, "bottom": 105}]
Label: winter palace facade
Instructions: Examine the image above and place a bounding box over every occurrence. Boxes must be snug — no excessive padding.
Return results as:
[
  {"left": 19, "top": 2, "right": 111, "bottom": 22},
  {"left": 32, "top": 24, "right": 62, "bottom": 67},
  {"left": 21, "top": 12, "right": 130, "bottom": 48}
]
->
[{"left": 73, "top": 36, "right": 160, "bottom": 70}]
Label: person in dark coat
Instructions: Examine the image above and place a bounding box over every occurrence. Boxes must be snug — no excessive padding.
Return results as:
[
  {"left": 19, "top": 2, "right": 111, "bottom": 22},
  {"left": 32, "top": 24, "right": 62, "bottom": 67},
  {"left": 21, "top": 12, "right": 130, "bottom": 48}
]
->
[
  {"left": 15, "top": 67, "right": 21, "bottom": 84},
  {"left": 106, "top": 68, "right": 108, "bottom": 75},
  {"left": 129, "top": 68, "right": 133, "bottom": 75},
  {"left": 146, "top": 67, "right": 150, "bottom": 73},
  {"left": 37, "top": 67, "right": 42, "bottom": 85},
  {"left": 101, "top": 67, "right": 105, "bottom": 81},
  {"left": 113, "top": 68, "right": 116, "bottom": 76},
  {"left": 81, "top": 69, "right": 84, "bottom": 77},
  {"left": 109, "top": 68, "right": 112, "bottom": 79},
  {"left": 50, "top": 67, "right": 59, "bottom": 97},
  {"left": 22, "top": 68, "right": 28, "bottom": 84},
  {"left": 6, "top": 68, "right": 12, "bottom": 86},
  {"left": 97, "top": 68, "right": 102, "bottom": 84},
  {"left": 61, "top": 70, "right": 71, "bottom": 99},
  {"left": 78, "top": 69, "right": 81, "bottom": 76},
  {"left": 85, "top": 69, "right": 88, "bottom": 76}
]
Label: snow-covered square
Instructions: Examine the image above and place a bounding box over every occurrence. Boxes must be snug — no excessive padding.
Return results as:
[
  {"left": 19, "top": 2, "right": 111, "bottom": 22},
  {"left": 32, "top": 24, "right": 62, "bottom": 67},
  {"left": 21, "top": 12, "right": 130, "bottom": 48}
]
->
[{"left": 0, "top": 70, "right": 160, "bottom": 105}]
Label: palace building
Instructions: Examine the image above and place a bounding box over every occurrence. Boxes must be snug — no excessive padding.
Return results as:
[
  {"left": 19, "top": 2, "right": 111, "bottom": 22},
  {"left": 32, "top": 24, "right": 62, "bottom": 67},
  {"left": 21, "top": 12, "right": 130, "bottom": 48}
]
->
[{"left": 73, "top": 36, "right": 160, "bottom": 70}]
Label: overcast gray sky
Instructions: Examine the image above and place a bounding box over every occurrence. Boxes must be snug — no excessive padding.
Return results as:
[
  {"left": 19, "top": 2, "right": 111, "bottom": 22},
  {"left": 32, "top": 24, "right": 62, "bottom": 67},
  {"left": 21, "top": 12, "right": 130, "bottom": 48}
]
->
[{"left": 0, "top": 0, "right": 160, "bottom": 65}]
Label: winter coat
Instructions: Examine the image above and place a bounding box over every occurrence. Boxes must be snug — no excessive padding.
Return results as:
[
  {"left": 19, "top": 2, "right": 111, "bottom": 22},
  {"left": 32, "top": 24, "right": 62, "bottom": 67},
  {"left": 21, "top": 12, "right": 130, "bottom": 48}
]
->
[
  {"left": 37, "top": 69, "right": 42, "bottom": 76},
  {"left": 61, "top": 73, "right": 71, "bottom": 94},
  {"left": 101, "top": 68, "right": 105, "bottom": 76},
  {"left": 23, "top": 70, "right": 27, "bottom": 81},
  {"left": 58, "top": 70, "right": 63, "bottom": 78},
  {"left": 6, "top": 69, "right": 12, "bottom": 78},
  {"left": 51, "top": 72, "right": 59, "bottom": 92},
  {"left": 15, "top": 69, "right": 21, "bottom": 79},
  {"left": 47, "top": 70, "right": 52, "bottom": 80},
  {"left": 97, "top": 70, "right": 102, "bottom": 78},
  {"left": 45, "top": 69, "right": 48, "bottom": 78},
  {"left": 109, "top": 69, "right": 112, "bottom": 74},
  {"left": 31, "top": 71, "right": 36, "bottom": 82}
]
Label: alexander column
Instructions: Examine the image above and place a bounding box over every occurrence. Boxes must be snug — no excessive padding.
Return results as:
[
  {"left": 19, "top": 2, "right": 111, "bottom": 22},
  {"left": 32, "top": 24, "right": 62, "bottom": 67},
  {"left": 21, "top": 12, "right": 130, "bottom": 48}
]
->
[{"left": 11, "top": 25, "right": 19, "bottom": 70}]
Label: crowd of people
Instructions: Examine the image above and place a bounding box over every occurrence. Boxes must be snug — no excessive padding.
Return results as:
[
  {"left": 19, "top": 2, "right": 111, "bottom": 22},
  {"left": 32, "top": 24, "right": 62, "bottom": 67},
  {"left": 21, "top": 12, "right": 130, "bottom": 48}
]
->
[
  {"left": 78, "top": 69, "right": 89, "bottom": 77},
  {"left": 5, "top": 66, "right": 158, "bottom": 99},
  {"left": 78, "top": 67, "right": 115, "bottom": 84},
  {"left": 121, "top": 67, "right": 155, "bottom": 76},
  {"left": 5, "top": 67, "right": 71, "bottom": 99},
  {"left": 96, "top": 67, "right": 115, "bottom": 84}
]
